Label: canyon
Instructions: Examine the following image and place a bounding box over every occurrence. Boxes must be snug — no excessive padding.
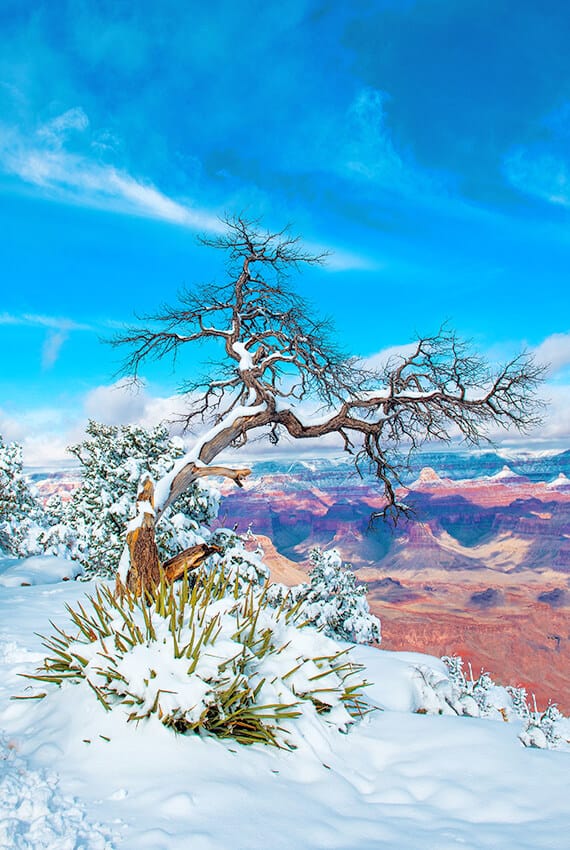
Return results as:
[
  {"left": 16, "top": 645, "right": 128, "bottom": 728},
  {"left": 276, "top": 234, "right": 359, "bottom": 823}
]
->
[{"left": 217, "top": 452, "right": 570, "bottom": 712}]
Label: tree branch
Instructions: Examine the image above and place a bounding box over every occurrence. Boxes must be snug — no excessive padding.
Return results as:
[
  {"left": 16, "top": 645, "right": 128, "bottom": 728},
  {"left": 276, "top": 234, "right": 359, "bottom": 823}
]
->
[{"left": 112, "top": 217, "right": 546, "bottom": 539}]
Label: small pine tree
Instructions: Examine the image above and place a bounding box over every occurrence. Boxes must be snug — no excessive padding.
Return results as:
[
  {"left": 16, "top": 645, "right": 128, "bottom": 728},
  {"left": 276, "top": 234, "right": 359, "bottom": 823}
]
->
[
  {"left": 210, "top": 528, "right": 270, "bottom": 590},
  {"left": 267, "top": 548, "right": 381, "bottom": 645},
  {"left": 506, "top": 685, "right": 531, "bottom": 721},
  {"left": 441, "top": 655, "right": 466, "bottom": 688},
  {"left": 302, "top": 548, "right": 381, "bottom": 644},
  {"left": 535, "top": 704, "right": 564, "bottom": 747},
  {"left": 42, "top": 421, "right": 219, "bottom": 579},
  {"left": 0, "top": 434, "right": 46, "bottom": 556}
]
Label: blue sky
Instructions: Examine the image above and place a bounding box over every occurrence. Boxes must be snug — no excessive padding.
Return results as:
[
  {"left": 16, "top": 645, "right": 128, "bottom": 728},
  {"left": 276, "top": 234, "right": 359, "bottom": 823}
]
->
[{"left": 1, "top": 0, "right": 570, "bottom": 464}]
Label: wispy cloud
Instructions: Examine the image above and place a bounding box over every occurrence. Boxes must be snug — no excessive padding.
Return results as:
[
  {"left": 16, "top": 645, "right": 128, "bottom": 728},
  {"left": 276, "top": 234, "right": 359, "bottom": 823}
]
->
[
  {"left": 42, "top": 330, "right": 68, "bottom": 370},
  {"left": 305, "top": 240, "right": 381, "bottom": 273},
  {"left": 0, "top": 107, "right": 379, "bottom": 272},
  {"left": 0, "top": 312, "right": 95, "bottom": 369},
  {"left": 503, "top": 147, "right": 570, "bottom": 206},
  {"left": 36, "top": 106, "right": 90, "bottom": 147},
  {"left": 0, "top": 312, "right": 93, "bottom": 331},
  {"left": 344, "top": 88, "right": 406, "bottom": 182},
  {"left": 0, "top": 109, "right": 225, "bottom": 233},
  {"left": 338, "top": 87, "right": 447, "bottom": 199}
]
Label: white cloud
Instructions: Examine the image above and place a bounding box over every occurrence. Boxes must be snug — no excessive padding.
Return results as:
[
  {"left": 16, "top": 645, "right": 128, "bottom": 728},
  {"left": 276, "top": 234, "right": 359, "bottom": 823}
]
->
[
  {"left": 5, "top": 327, "right": 570, "bottom": 470},
  {"left": 359, "top": 334, "right": 570, "bottom": 449},
  {"left": 0, "top": 410, "right": 26, "bottom": 443},
  {"left": 532, "top": 332, "right": 570, "bottom": 375},
  {"left": 83, "top": 378, "right": 185, "bottom": 430},
  {"left": 486, "top": 382, "right": 570, "bottom": 448},
  {"left": 0, "top": 405, "right": 83, "bottom": 467},
  {"left": 361, "top": 342, "right": 418, "bottom": 371},
  {"left": 536, "top": 384, "right": 570, "bottom": 441},
  {"left": 0, "top": 379, "right": 188, "bottom": 468},
  {"left": 84, "top": 379, "right": 148, "bottom": 425}
]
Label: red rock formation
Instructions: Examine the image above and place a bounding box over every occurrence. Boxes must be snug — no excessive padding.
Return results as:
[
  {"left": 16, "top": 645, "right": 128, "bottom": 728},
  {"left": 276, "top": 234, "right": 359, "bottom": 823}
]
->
[{"left": 224, "top": 464, "right": 570, "bottom": 713}]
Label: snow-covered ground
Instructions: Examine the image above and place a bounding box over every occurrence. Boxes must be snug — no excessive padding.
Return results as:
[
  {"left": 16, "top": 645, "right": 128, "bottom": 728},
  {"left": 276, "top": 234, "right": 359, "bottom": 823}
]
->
[
  {"left": 0, "top": 555, "right": 82, "bottom": 588},
  {"left": 1, "top": 563, "right": 569, "bottom": 850}
]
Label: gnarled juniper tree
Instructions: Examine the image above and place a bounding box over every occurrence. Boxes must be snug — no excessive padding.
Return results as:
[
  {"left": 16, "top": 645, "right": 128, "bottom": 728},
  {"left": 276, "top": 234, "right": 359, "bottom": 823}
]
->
[{"left": 114, "top": 216, "right": 544, "bottom": 594}]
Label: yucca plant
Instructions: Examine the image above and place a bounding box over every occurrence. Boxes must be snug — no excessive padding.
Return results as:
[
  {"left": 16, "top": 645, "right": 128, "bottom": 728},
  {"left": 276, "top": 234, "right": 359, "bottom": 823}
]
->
[{"left": 20, "top": 567, "right": 370, "bottom": 747}]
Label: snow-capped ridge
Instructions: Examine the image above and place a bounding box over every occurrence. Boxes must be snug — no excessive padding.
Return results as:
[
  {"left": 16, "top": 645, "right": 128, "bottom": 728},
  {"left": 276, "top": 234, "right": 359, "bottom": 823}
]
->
[
  {"left": 489, "top": 465, "right": 524, "bottom": 482},
  {"left": 409, "top": 466, "right": 453, "bottom": 489},
  {"left": 547, "top": 472, "right": 570, "bottom": 490}
]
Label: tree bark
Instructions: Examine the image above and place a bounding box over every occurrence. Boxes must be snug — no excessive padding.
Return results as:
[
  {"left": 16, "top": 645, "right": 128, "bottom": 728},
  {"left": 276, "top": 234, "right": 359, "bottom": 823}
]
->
[
  {"left": 160, "top": 463, "right": 251, "bottom": 517},
  {"left": 163, "top": 543, "right": 221, "bottom": 583},
  {"left": 125, "top": 478, "right": 161, "bottom": 595},
  {"left": 121, "top": 465, "right": 251, "bottom": 597}
]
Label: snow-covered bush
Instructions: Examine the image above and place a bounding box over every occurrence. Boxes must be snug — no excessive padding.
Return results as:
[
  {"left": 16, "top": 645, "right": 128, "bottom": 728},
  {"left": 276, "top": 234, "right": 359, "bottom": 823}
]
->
[
  {"left": 519, "top": 704, "right": 570, "bottom": 750},
  {"left": 42, "top": 421, "right": 219, "bottom": 579},
  {"left": 209, "top": 528, "right": 270, "bottom": 590},
  {"left": 26, "top": 567, "right": 370, "bottom": 747},
  {"left": 0, "top": 435, "right": 46, "bottom": 556},
  {"left": 412, "top": 659, "right": 515, "bottom": 720},
  {"left": 412, "top": 656, "right": 530, "bottom": 721},
  {"left": 267, "top": 548, "right": 381, "bottom": 645},
  {"left": 412, "top": 655, "right": 570, "bottom": 751}
]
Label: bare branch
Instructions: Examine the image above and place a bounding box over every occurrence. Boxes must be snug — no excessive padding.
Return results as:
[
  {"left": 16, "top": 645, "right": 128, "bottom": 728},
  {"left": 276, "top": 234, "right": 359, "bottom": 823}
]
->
[{"left": 113, "top": 218, "right": 546, "bottom": 523}]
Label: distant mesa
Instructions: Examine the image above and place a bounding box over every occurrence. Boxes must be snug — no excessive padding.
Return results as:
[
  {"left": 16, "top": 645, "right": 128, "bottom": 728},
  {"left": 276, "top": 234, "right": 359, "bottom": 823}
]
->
[
  {"left": 410, "top": 467, "right": 447, "bottom": 488},
  {"left": 410, "top": 464, "right": 528, "bottom": 491},
  {"left": 369, "top": 576, "right": 418, "bottom": 603},
  {"left": 547, "top": 473, "right": 570, "bottom": 491},
  {"left": 469, "top": 587, "right": 503, "bottom": 608},
  {"left": 486, "top": 465, "right": 527, "bottom": 484},
  {"left": 419, "top": 466, "right": 440, "bottom": 483},
  {"left": 537, "top": 588, "right": 567, "bottom": 607}
]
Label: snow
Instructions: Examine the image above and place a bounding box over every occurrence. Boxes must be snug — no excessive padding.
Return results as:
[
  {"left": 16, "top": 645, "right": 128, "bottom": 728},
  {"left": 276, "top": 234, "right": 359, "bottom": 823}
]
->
[
  {"left": 0, "top": 734, "right": 114, "bottom": 849},
  {"left": 232, "top": 341, "right": 254, "bottom": 371},
  {"left": 1, "top": 577, "right": 569, "bottom": 849},
  {"left": 153, "top": 402, "right": 267, "bottom": 513},
  {"left": 0, "top": 555, "right": 82, "bottom": 588}
]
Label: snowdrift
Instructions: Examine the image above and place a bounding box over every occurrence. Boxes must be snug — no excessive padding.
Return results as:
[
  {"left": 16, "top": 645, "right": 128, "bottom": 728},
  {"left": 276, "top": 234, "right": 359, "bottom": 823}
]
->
[{"left": 1, "top": 572, "right": 569, "bottom": 850}]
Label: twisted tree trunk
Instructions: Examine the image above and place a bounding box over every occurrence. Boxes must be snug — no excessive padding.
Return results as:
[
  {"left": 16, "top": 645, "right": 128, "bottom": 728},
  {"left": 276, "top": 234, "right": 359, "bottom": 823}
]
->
[
  {"left": 118, "top": 464, "right": 251, "bottom": 597},
  {"left": 124, "top": 477, "right": 160, "bottom": 596}
]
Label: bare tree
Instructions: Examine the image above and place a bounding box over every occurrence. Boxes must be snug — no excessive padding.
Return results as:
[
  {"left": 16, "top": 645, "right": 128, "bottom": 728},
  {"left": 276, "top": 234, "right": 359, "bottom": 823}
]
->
[{"left": 114, "top": 216, "right": 545, "bottom": 593}]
